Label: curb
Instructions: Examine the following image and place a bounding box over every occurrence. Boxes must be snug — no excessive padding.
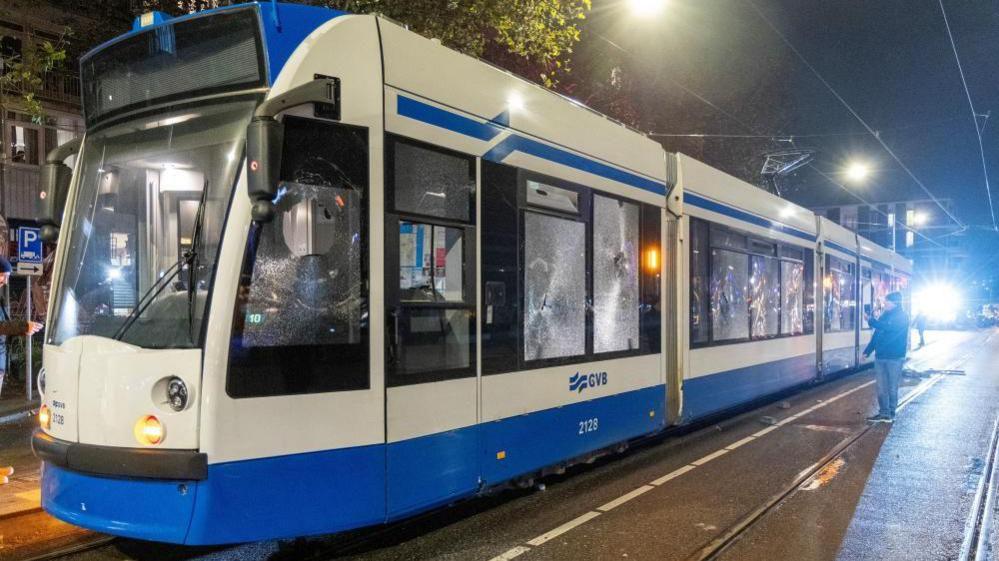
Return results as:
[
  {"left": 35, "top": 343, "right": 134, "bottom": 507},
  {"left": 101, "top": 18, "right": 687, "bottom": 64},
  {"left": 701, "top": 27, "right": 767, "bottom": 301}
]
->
[{"left": 0, "top": 403, "right": 38, "bottom": 426}]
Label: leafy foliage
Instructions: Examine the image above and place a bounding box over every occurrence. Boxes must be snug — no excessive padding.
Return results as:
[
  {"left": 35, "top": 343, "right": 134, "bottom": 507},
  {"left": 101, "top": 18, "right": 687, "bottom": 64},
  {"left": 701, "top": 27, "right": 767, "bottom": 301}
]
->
[{"left": 0, "top": 18, "right": 71, "bottom": 123}]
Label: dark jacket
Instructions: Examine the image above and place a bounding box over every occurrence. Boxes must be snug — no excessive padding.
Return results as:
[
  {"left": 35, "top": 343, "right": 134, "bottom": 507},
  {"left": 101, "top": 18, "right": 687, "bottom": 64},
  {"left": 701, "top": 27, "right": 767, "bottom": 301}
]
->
[
  {"left": 0, "top": 302, "right": 28, "bottom": 373},
  {"left": 864, "top": 306, "right": 909, "bottom": 360}
]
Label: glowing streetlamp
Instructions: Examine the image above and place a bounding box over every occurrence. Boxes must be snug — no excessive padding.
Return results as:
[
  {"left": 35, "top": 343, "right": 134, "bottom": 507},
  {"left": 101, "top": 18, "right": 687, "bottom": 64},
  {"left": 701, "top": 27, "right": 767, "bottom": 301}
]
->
[
  {"left": 628, "top": 0, "right": 667, "bottom": 17},
  {"left": 845, "top": 161, "right": 870, "bottom": 183}
]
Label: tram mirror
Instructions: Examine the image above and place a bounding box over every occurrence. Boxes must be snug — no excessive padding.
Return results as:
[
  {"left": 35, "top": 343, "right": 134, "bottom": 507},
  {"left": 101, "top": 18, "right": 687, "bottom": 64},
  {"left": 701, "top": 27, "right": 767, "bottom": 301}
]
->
[
  {"left": 246, "top": 77, "right": 340, "bottom": 223},
  {"left": 37, "top": 136, "right": 83, "bottom": 242}
]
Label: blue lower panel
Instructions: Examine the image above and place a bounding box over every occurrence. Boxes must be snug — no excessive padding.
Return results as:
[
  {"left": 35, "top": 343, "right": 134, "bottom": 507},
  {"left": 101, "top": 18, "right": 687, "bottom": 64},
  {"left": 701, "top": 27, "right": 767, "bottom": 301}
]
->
[
  {"left": 480, "top": 385, "right": 666, "bottom": 485},
  {"left": 41, "top": 463, "right": 198, "bottom": 543},
  {"left": 185, "top": 443, "right": 385, "bottom": 544},
  {"left": 823, "top": 346, "right": 857, "bottom": 375},
  {"left": 43, "top": 388, "right": 666, "bottom": 544},
  {"left": 387, "top": 427, "right": 479, "bottom": 519},
  {"left": 683, "top": 353, "right": 817, "bottom": 421}
]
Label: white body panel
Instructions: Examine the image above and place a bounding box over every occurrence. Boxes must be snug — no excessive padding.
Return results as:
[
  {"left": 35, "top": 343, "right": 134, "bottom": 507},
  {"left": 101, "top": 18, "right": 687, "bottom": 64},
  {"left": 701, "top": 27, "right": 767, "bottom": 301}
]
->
[
  {"left": 481, "top": 354, "right": 663, "bottom": 422},
  {"left": 675, "top": 154, "right": 819, "bottom": 391},
  {"left": 378, "top": 21, "right": 665, "bottom": 185},
  {"left": 199, "top": 15, "right": 387, "bottom": 463}
]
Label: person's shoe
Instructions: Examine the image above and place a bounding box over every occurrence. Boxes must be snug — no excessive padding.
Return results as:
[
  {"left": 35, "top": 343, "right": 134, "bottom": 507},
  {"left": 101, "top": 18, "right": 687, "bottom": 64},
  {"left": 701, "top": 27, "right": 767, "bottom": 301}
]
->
[
  {"left": 866, "top": 414, "right": 887, "bottom": 422},
  {"left": 875, "top": 416, "right": 894, "bottom": 423}
]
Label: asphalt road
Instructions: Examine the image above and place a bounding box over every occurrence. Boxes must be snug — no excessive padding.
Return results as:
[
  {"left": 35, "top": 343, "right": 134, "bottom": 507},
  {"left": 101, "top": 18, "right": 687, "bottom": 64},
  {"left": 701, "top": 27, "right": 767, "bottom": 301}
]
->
[{"left": 10, "top": 329, "right": 997, "bottom": 561}]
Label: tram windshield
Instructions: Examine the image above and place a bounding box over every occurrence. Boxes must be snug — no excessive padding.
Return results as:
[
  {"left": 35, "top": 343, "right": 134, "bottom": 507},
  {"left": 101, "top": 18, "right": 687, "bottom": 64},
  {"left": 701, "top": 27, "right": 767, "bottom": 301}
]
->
[{"left": 48, "top": 98, "right": 256, "bottom": 348}]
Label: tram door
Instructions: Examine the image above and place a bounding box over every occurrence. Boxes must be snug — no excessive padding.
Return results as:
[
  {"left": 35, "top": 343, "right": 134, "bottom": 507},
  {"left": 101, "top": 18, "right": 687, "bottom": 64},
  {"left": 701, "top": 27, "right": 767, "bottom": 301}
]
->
[{"left": 383, "top": 135, "right": 479, "bottom": 517}]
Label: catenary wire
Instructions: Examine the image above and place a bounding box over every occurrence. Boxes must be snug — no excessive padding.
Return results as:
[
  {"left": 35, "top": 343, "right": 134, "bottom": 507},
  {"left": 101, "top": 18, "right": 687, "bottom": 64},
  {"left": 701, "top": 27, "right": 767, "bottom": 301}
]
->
[
  {"left": 746, "top": 0, "right": 965, "bottom": 230},
  {"left": 937, "top": 0, "right": 997, "bottom": 231},
  {"left": 591, "top": 30, "right": 944, "bottom": 248}
]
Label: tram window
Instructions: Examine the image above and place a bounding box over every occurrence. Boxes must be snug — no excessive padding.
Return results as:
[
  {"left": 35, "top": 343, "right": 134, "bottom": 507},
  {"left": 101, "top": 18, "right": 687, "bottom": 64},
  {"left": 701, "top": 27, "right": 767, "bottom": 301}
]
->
[
  {"left": 640, "top": 204, "right": 662, "bottom": 353},
  {"left": 527, "top": 180, "right": 579, "bottom": 214},
  {"left": 689, "top": 218, "right": 710, "bottom": 346},
  {"left": 711, "top": 226, "right": 746, "bottom": 251},
  {"left": 803, "top": 249, "right": 815, "bottom": 334},
  {"left": 389, "top": 137, "right": 474, "bottom": 222},
  {"left": 710, "top": 248, "right": 750, "bottom": 342},
  {"left": 399, "top": 222, "right": 464, "bottom": 302},
  {"left": 824, "top": 256, "right": 856, "bottom": 332},
  {"left": 861, "top": 268, "right": 873, "bottom": 330},
  {"left": 227, "top": 118, "right": 369, "bottom": 398},
  {"left": 481, "top": 161, "right": 520, "bottom": 375},
  {"left": 593, "top": 194, "right": 640, "bottom": 353},
  {"left": 390, "top": 308, "right": 472, "bottom": 376},
  {"left": 524, "top": 211, "right": 587, "bottom": 361},
  {"left": 781, "top": 260, "right": 805, "bottom": 335},
  {"left": 750, "top": 255, "right": 780, "bottom": 338}
]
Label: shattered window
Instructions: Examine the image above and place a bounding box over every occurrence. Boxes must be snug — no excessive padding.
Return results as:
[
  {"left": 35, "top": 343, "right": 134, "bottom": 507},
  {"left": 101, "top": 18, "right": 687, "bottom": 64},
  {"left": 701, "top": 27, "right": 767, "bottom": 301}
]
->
[
  {"left": 593, "top": 195, "right": 640, "bottom": 353},
  {"left": 392, "top": 139, "right": 474, "bottom": 221},
  {"left": 524, "top": 211, "right": 586, "bottom": 361},
  {"left": 710, "top": 249, "right": 750, "bottom": 341},
  {"left": 750, "top": 256, "right": 780, "bottom": 338},
  {"left": 690, "top": 218, "right": 710, "bottom": 345},
  {"left": 781, "top": 261, "right": 804, "bottom": 335},
  {"left": 227, "top": 118, "right": 368, "bottom": 398}
]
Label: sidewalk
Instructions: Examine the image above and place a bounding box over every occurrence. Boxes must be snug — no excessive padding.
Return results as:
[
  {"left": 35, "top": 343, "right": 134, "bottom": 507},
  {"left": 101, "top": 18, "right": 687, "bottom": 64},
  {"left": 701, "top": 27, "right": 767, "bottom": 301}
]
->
[{"left": 0, "top": 378, "right": 41, "bottom": 519}]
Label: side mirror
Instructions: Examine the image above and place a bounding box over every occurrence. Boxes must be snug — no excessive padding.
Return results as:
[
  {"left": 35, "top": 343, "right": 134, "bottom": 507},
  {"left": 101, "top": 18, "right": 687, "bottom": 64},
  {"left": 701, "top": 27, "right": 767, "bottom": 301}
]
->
[
  {"left": 37, "top": 136, "right": 83, "bottom": 242},
  {"left": 246, "top": 78, "right": 339, "bottom": 223}
]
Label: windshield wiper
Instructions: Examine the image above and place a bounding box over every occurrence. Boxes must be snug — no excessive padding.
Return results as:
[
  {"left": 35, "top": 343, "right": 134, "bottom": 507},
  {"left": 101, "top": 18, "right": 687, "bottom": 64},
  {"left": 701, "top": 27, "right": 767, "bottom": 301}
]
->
[
  {"left": 113, "top": 178, "right": 210, "bottom": 344},
  {"left": 186, "top": 178, "right": 210, "bottom": 343},
  {"left": 112, "top": 259, "right": 185, "bottom": 341}
]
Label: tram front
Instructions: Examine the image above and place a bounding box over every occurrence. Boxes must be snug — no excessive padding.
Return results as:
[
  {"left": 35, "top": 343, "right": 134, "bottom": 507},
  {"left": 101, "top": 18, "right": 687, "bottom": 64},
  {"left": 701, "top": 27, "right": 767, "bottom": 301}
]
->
[{"left": 32, "top": 5, "right": 276, "bottom": 543}]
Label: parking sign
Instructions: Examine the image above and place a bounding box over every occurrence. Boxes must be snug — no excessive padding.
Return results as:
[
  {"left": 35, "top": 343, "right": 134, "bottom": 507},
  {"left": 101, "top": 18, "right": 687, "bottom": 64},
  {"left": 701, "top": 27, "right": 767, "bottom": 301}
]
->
[{"left": 16, "top": 227, "right": 43, "bottom": 276}]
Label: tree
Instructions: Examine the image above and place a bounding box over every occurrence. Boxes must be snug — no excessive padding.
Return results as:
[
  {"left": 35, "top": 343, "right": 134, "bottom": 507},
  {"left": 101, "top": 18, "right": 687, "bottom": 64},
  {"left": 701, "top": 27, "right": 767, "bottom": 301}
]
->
[{"left": 0, "top": 9, "right": 71, "bottom": 218}]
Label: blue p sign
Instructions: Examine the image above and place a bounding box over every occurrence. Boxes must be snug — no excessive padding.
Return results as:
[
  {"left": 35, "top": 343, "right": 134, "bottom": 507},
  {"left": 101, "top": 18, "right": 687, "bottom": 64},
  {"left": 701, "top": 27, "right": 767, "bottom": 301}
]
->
[{"left": 18, "top": 227, "right": 42, "bottom": 264}]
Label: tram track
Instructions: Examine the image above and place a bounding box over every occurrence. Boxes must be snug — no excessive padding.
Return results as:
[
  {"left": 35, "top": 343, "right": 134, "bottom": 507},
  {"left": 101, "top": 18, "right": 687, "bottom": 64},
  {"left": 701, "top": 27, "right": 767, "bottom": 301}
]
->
[
  {"left": 0, "top": 508, "right": 113, "bottom": 561},
  {"left": 687, "top": 372, "right": 946, "bottom": 561},
  {"left": 958, "top": 413, "right": 999, "bottom": 561}
]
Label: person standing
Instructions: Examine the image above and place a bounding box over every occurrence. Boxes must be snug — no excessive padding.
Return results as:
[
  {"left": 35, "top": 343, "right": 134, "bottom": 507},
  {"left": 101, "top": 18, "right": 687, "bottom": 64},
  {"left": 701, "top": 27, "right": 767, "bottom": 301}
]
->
[
  {"left": 863, "top": 291, "right": 909, "bottom": 423},
  {"left": 914, "top": 312, "right": 927, "bottom": 347},
  {"left": 0, "top": 257, "right": 44, "bottom": 397}
]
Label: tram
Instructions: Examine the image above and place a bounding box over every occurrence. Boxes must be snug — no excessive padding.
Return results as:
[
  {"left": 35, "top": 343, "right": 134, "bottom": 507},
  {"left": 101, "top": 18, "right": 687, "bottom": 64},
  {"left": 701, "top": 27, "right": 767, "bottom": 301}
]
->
[{"left": 30, "top": 2, "right": 911, "bottom": 544}]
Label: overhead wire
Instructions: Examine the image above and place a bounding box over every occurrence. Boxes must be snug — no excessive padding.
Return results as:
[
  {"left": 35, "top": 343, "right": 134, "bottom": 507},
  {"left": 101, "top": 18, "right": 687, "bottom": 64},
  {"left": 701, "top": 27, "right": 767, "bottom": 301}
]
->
[
  {"left": 593, "top": 26, "right": 945, "bottom": 248},
  {"left": 937, "top": 0, "right": 997, "bottom": 231},
  {"left": 746, "top": 0, "right": 965, "bottom": 230}
]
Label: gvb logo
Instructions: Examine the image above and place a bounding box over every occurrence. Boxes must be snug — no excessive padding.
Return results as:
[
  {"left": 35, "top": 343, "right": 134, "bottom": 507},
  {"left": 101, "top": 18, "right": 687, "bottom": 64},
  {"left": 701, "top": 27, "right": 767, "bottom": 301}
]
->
[{"left": 569, "top": 371, "right": 608, "bottom": 393}]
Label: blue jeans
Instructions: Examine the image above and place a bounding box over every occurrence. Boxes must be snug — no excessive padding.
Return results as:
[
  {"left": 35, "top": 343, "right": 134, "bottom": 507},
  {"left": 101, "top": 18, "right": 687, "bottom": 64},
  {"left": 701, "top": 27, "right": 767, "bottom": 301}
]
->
[{"left": 874, "top": 358, "right": 903, "bottom": 417}]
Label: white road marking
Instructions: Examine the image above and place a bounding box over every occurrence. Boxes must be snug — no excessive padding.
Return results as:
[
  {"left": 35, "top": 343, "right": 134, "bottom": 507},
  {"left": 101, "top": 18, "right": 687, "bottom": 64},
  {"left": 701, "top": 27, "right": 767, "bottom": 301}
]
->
[
  {"left": 486, "top": 376, "right": 929, "bottom": 560},
  {"left": 525, "top": 511, "right": 602, "bottom": 546},
  {"left": 724, "top": 436, "right": 756, "bottom": 450},
  {"left": 487, "top": 545, "right": 532, "bottom": 561},
  {"left": 691, "top": 448, "right": 729, "bottom": 466},
  {"left": 597, "top": 485, "right": 655, "bottom": 512},
  {"left": 752, "top": 425, "right": 780, "bottom": 438},
  {"left": 649, "top": 464, "right": 697, "bottom": 486}
]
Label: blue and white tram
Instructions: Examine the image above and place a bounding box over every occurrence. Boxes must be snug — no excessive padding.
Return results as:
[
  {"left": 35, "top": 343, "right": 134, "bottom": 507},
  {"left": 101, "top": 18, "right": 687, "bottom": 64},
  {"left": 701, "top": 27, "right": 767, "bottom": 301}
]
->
[{"left": 30, "top": 2, "right": 910, "bottom": 545}]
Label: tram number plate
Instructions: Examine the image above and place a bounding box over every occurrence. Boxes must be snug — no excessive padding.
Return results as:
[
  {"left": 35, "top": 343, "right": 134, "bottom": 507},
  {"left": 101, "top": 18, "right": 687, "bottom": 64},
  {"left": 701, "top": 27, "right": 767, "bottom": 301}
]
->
[{"left": 578, "top": 417, "right": 599, "bottom": 434}]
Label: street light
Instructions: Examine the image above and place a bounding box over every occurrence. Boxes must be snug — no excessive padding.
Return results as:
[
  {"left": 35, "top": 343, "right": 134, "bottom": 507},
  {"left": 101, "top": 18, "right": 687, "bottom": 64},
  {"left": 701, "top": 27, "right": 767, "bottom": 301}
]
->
[
  {"left": 845, "top": 161, "right": 870, "bottom": 183},
  {"left": 628, "top": 0, "right": 667, "bottom": 17}
]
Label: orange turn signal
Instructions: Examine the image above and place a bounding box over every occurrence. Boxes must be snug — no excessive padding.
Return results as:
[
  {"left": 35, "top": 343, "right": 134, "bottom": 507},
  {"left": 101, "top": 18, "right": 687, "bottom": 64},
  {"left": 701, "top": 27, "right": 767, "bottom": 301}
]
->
[
  {"left": 134, "top": 415, "right": 164, "bottom": 446},
  {"left": 39, "top": 405, "right": 51, "bottom": 430},
  {"left": 645, "top": 247, "right": 660, "bottom": 273}
]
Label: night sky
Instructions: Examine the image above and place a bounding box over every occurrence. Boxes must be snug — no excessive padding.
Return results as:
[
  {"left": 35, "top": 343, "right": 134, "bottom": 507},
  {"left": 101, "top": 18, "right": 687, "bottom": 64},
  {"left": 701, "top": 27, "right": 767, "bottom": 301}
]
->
[{"left": 575, "top": 0, "right": 998, "bottom": 279}]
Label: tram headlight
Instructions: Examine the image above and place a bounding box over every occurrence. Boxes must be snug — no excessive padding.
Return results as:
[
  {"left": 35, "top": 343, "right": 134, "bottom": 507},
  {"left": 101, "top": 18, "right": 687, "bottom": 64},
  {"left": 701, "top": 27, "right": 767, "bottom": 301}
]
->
[
  {"left": 39, "top": 404, "right": 51, "bottom": 430},
  {"left": 166, "top": 377, "right": 189, "bottom": 412},
  {"left": 134, "top": 415, "right": 164, "bottom": 446}
]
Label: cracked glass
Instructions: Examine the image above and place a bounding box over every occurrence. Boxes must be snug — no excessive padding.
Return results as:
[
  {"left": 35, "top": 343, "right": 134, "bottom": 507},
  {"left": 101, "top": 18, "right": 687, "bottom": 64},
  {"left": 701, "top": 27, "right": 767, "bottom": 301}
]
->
[
  {"left": 524, "top": 212, "right": 586, "bottom": 360},
  {"left": 593, "top": 195, "right": 640, "bottom": 353}
]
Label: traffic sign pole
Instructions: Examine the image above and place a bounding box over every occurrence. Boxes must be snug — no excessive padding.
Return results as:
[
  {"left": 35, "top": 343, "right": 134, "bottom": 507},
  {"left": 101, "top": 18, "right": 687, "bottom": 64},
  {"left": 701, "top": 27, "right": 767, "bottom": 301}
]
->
[{"left": 25, "top": 276, "right": 31, "bottom": 403}]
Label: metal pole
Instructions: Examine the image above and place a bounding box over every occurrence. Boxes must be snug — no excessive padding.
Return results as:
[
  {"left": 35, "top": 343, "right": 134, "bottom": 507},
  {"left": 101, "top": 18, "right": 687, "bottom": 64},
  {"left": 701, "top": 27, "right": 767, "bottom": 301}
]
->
[{"left": 26, "top": 275, "right": 31, "bottom": 402}]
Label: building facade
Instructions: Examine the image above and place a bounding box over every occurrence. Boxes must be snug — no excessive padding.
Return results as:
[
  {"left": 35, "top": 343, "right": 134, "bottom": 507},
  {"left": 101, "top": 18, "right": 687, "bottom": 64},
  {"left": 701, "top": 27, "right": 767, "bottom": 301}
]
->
[
  {"left": 1, "top": 7, "right": 86, "bottom": 222},
  {"left": 810, "top": 198, "right": 966, "bottom": 281}
]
